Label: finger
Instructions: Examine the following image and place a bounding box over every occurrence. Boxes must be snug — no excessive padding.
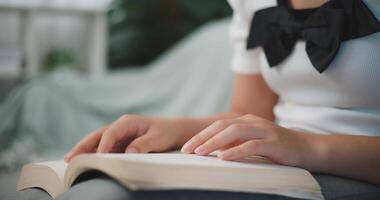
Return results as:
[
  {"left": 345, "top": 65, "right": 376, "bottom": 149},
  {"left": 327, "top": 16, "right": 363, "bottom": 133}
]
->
[
  {"left": 218, "top": 140, "right": 267, "bottom": 161},
  {"left": 218, "top": 141, "right": 243, "bottom": 151},
  {"left": 97, "top": 116, "right": 142, "bottom": 153},
  {"left": 240, "top": 114, "right": 262, "bottom": 120},
  {"left": 125, "top": 134, "right": 157, "bottom": 154},
  {"left": 64, "top": 126, "right": 107, "bottom": 162},
  {"left": 194, "top": 124, "right": 264, "bottom": 156},
  {"left": 181, "top": 119, "right": 238, "bottom": 154},
  {"left": 65, "top": 127, "right": 106, "bottom": 161},
  {"left": 110, "top": 137, "right": 136, "bottom": 153}
]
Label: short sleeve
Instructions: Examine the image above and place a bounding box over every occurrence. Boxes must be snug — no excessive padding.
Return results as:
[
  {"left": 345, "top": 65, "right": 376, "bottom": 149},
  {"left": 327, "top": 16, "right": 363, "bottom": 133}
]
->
[{"left": 227, "top": 0, "right": 275, "bottom": 74}]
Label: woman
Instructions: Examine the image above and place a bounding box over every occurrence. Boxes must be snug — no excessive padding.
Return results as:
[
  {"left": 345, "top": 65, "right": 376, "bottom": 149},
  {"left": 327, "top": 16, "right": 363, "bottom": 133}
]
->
[{"left": 18, "top": 0, "right": 380, "bottom": 199}]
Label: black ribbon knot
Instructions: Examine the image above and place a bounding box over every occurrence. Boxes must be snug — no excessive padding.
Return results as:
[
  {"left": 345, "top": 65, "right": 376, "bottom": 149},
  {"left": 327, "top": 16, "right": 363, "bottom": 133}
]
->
[{"left": 247, "top": 0, "right": 380, "bottom": 73}]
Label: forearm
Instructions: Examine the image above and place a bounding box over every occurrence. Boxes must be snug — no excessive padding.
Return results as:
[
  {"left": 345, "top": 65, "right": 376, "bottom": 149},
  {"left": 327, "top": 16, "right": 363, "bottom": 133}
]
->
[{"left": 305, "top": 134, "right": 380, "bottom": 185}]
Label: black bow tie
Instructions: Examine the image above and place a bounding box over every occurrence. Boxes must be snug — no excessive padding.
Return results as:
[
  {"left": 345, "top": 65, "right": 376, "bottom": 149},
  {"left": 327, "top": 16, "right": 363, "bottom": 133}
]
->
[{"left": 247, "top": 0, "right": 380, "bottom": 73}]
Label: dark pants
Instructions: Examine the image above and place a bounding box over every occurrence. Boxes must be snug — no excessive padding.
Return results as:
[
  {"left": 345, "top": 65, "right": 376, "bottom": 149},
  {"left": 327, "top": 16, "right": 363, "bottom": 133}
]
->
[{"left": 3, "top": 174, "right": 380, "bottom": 200}]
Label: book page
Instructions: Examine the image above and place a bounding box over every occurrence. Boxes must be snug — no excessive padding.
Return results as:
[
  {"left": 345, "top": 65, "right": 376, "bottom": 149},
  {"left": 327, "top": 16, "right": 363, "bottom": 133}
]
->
[
  {"left": 91, "top": 152, "right": 297, "bottom": 171},
  {"left": 17, "top": 160, "right": 68, "bottom": 198},
  {"left": 67, "top": 153, "right": 323, "bottom": 200},
  {"left": 35, "top": 160, "right": 68, "bottom": 181},
  {"left": 61, "top": 152, "right": 325, "bottom": 200},
  {"left": 19, "top": 153, "right": 323, "bottom": 200}
]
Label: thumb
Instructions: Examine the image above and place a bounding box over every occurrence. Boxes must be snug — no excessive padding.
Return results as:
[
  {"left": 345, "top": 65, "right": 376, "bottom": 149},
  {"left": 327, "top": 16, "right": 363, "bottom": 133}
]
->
[{"left": 125, "top": 134, "right": 156, "bottom": 153}]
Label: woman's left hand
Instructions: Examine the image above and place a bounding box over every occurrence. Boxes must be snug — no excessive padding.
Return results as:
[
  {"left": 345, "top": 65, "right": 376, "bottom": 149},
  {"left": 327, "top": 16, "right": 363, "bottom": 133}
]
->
[{"left": 181, "top": 114, "right": 321, "bottom": 168}]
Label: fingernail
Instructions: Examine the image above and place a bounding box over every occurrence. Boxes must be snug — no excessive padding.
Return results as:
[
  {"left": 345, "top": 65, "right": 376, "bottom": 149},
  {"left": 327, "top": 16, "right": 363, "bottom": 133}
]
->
[
  {"left": 194, "top": 146, "right": 206, "bottom": 155},
  {"left": 218, "top": 153, "right": 227, "bottom": 160},
  {"left": 181, "top": 142, "right": 193, "bottom": 153},
  {"left": 219, "top": 152, "right": 232, "bottom": 160},
  {"left": 64, "top": 154, "right": 71, "bottom": 162},
  {"left": 97, "top": 147, "right": 106, "bottom": 153},
  {"left": 64, "top": 152, "right": 72, "bottom": 159},
  {"left": 125, "top": 147, "right": 138, "bottom": 153}
]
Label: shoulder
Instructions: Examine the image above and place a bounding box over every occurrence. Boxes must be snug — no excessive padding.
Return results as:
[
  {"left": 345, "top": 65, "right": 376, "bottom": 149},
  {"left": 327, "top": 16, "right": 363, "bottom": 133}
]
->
[
  {"left": 227, "top": 0, "right": 277, "bottom": 16},
  {"left": 226, "top": 0, "right": 278, "bottom": 75}
]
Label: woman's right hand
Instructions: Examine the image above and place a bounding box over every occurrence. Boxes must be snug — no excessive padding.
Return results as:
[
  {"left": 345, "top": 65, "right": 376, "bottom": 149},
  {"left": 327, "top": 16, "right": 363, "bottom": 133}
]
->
[{"left": 64, "top": 115, "right": 183, "bottom": 162}]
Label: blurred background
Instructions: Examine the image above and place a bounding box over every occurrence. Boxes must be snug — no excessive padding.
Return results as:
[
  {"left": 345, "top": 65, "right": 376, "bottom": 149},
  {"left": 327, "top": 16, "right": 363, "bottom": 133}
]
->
[
  {"left": 0, "top": 1, "right": 235, "bottom": 194},
  {"left": 0, "top": 0, "right": 231, "bottom": 101},
  {"left": 0, "top": 0, "right": 237, "bottom": 192},
  {"left": 108, "top": 0, "right": 232, "bottom": 68}
]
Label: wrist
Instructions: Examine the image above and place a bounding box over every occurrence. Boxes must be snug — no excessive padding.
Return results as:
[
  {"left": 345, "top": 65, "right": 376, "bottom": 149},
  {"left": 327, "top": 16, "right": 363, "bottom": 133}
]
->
[{"left": 301, "top": 133, "right": 329, "bottom": 172}]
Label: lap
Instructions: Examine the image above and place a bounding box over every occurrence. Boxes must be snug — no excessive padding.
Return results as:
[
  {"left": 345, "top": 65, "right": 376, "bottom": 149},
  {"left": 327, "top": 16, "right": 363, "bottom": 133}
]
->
[
  {"left": 3, "top": 174, "right": 380, "bottom": 200},
  {"left": 1, "top": 187, "right": 52, "bottom": 200},
  {"left": 314, "top": 174, "right": 380, "bottom": 200},
  {"left": 57, "top": 176, "right": 291, "bottom": 200}
]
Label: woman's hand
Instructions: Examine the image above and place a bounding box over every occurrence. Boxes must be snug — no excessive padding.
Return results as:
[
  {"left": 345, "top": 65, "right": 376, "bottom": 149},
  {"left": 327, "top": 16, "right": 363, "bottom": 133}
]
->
[
  {"left": 181, "top": 114, "right": 321, "bottom": 168},
  {"left": 65, "top": 115, "right": 183, "bottom": 162}
]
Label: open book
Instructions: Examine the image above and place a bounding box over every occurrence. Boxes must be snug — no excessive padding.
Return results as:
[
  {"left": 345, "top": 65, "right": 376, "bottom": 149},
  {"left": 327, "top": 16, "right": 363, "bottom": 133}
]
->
[{"left": 17, "top": 153, "right": 324, "bottom": 200}]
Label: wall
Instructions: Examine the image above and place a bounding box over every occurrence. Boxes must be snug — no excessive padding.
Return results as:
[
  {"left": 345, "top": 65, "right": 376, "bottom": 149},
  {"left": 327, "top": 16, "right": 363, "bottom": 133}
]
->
[{"left": 0, "top": 10, "right": 91, "bottom": 77}]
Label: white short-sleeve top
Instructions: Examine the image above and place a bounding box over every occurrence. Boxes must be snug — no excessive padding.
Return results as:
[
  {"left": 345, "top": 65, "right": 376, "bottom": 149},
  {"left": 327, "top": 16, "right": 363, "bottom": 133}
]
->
[{"left": 227, "top": 0, "right": 380, "bottom": 136}]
